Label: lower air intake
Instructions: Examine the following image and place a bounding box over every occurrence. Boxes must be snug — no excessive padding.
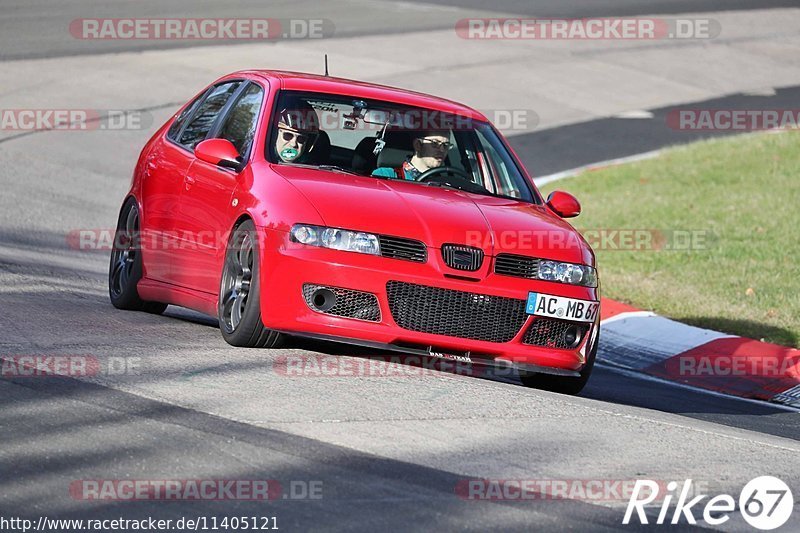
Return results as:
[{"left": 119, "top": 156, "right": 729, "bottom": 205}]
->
[
  {"left": 385, "top": 281, "right": 527, "bottom": 343},
  {"left": 522, "top": 318, "right": 586, "bottom": 350},
  {"left": 302, "top": 284, "right": 381, "bottom": 322}
]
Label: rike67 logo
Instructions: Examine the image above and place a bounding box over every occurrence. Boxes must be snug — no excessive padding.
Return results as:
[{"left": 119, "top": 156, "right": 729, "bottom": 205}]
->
[{"left": 624, "top": 476, "right": 793, "bottom": 530}]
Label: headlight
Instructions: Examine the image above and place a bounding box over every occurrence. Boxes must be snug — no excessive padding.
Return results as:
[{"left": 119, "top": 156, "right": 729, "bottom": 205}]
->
[
  {"left": 538, "top": 260, "right": 597, "bottom": 287},
  {"left": 291, "top": 224, "right": 380, "bottom": 256},
  {"left": 291, "top": 225, "right": 318, "bottom": 245}
]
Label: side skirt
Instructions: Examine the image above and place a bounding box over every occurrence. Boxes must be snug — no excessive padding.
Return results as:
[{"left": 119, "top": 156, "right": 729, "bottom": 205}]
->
[{"left": 137, "top": 278, "right": 218, "bottom": 317}]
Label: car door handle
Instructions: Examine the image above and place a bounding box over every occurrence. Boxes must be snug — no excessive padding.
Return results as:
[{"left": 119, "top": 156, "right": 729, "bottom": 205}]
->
[{"left": 185, "top": 175, "right": 196, "bottom": 190}]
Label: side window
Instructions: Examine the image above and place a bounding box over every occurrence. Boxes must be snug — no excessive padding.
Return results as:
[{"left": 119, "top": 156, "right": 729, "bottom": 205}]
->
[
  {"left": 178, "top": 81, "right": 241, "bottom": 149},
  {"left": 216, "top": 84, "right": 264, "bottom": 157},
  {"left": 475, "top": 128, "right": 528, "bottom": 200},
  {"left": 166, "top": 91, "right": 206, "bottom": 142}
]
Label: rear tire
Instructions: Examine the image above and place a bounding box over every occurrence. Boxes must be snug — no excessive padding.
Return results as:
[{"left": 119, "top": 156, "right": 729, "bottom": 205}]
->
[
  {"left": 218, "top": 220, "right": 283, "bottom": 348},
  {"left": 519, "top": 329, "right": 599, "bottom": 395},
  {"left": 108, "top": 198, "right": 167, "bottom": 314}
]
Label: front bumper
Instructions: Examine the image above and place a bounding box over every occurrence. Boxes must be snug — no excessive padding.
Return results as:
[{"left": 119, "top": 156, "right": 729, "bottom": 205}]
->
[{"left": 259, "top": 228, "right": 600, "bottom": 374}]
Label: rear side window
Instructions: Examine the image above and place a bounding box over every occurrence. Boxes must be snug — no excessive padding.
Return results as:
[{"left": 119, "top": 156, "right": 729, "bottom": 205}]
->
[
  {"left": 178, "top": 81, "right": 241, "bottom": 149},
  {"left": 216, "top": 83, "right": 264, "bottom": 158}
]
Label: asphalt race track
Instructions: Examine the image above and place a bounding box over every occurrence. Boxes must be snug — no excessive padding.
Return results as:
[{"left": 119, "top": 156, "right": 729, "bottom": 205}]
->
[
  {"left": 2, "top": 0, "right": 797, "bottom": 60},
  {"left": 1, "top": 1, "right": 799, "bottom": 531}
]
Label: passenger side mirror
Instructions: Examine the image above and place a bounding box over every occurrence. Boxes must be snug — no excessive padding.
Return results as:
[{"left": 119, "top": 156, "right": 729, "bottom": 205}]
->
[
  {"left": 546, "top": 191, "right": 581, "bottom": 218},
  {"left": 195, "top": 139, "right": 242, "bottom": 171}
]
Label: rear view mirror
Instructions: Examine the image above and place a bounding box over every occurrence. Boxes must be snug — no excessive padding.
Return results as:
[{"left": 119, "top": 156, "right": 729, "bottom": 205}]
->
[
  {"left": 195, "top": 139, "right": 242, "bottom": 171},
  {"left": 546, "top": 191, "right": 581, "bottom": 218}
]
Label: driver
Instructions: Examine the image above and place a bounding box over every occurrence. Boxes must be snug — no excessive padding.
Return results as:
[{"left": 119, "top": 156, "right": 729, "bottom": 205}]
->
[
  {"left": 372, "top": 130, "right": 451, "bottom": 180},
  {"left": 275, "top": 100, "right": 320, "bottom": 163}
]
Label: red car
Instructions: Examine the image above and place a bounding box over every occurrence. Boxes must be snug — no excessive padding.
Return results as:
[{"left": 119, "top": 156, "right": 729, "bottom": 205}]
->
[{"left": 109, "top": 70, "right": 600, "bottom": 394}]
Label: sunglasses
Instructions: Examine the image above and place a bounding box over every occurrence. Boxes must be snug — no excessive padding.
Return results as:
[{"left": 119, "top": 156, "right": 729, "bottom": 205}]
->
[
  {"left": 420, "top": 139, "right": 453, "bottom": 150},
  {"left": 280, "top": 129, "right": 315, "bottom": 144}
]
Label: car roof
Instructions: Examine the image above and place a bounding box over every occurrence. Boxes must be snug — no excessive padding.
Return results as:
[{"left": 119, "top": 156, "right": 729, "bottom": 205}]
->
[{"left": 231, "top": 70, "right": 489, "bottom": 122}]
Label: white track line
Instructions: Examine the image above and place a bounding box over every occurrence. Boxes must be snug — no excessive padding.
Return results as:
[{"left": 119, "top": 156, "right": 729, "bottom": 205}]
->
[
  {"left": 534, "top": 149, "right": 663, "bottom": 186},
  {"left": 534, "top": 129, "right": 791, "bottom": 186},
  {"left": 600, "top": 311, "right": 656, "bottom": 325}
]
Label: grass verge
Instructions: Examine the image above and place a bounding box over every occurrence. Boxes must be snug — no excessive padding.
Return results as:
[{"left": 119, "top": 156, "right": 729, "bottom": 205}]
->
[{"left": 540, "top": 131, "right": 800, "bottom": 347}]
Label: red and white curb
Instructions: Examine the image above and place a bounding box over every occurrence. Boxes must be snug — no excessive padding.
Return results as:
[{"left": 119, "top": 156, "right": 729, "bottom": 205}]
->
[{"left": 598, "top": 299, "right": 800, "bottom": 408}]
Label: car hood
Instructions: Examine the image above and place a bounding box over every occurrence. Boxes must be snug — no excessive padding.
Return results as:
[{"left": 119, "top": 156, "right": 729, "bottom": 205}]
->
[{"left": 272, "top": 165, "right": 593, "bottom": 264}]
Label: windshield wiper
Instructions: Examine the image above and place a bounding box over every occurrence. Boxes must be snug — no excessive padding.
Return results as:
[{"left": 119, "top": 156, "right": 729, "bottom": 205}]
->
[
  {"left": 318, "top": 164, "right": 361, "bottom": 176},
  {"left": 281, "top": 162, "right": 362, "bottom": 176},
  {"left": 421, "top": 180, "right": 494, "bottom": 197}
]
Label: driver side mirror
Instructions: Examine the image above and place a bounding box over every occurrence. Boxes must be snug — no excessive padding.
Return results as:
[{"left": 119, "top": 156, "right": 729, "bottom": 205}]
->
[
  {"left": 546, "top": 191, "right": 581, "bottom": 218},
  {"left": 195, "top": 139, "right": 243, "bottom": 171}
]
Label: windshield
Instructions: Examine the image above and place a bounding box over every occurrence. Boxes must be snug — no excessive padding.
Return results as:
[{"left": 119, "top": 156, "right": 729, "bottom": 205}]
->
[{"left": 267, "top": 90, "right": 539, "bottom": 203}]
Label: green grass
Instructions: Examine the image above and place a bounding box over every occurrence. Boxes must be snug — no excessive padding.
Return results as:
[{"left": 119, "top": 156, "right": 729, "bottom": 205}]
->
[{"left": 540, "top": 132, "right": 800, "bottom": 347}]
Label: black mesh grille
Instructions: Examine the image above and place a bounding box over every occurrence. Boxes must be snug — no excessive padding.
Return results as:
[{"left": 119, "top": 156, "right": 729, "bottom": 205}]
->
[
  {"left": 495, "top": 254, "right": 540, "bottom": 279},
  {"left": 302, "top": 284, "right": 381, "bottom": 322},
  {"left": 522, "top": 318, "right": 585, "bottom": 349},
  {"left": 442, "top": 244, "right": 484, "bottom": 271},
  {"left": 379, "top": 235, "right": 427, "bottom": 263},
  {"left": 385, "top": 281, "right": 527, "bottom": 342}
]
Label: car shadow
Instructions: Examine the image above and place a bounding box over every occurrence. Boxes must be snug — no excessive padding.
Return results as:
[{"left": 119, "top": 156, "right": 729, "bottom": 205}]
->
[
  {"left": 265, "top": 329, "right": 800, "bottom": 442},
  {"left": 163, "top": 306, "right": 219, "bottom": 328},
  {"left": 163, "top": 304, "right": 798, "bottom": 425}
]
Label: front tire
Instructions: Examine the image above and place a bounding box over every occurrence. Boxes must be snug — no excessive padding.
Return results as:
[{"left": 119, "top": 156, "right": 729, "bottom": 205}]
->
[
  {"left": 108, "top": 198, "right": 167, "bottom": 314},
  {"left": 519, "top": 329, "right": 599, "bottom": 395},
  {"left": 218, "top": 220, "right": 283, "bottom": 348}
]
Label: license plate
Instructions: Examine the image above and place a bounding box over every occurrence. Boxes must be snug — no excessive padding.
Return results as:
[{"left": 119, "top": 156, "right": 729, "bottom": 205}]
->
[{"left": 526, "top": 293, "right": 599, "bottom": 323}]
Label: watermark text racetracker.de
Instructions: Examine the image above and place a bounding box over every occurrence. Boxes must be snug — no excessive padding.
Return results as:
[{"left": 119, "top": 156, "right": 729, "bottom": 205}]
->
[
  {"left": 465, "top": 229, "right": 714, "bottom": 252},
  {"left": 667, "top": 354, "right": 800, "bottom": 379},
  {"left": 69, "top": 18, "right": 334, "bottom": 40},
  {"left": 667, "top": 109, "right": 800, "bottom": 131},
  {"left": 1, "top": 355, "right": 142, "bottom": 378},
  {"left": 300, "top": 106, "right": 540, "bottom": 133},
  {"left": 68, "top": 228, "right": 715, "bottom": 253},
  {"left": 273, "top": 353, "right": 514, "bottom": 379},
  {"left": 456, "top": 478, "right": 711, "bottom": 503},
  {"left": 456, "top": 17, "right": 721, "bottom": 40},
  {"left": 69, "top": 479, "right": 322, "bottom": 501},
  {"left": 0, "top": 109, "right": 152, "bottom": 131}
]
